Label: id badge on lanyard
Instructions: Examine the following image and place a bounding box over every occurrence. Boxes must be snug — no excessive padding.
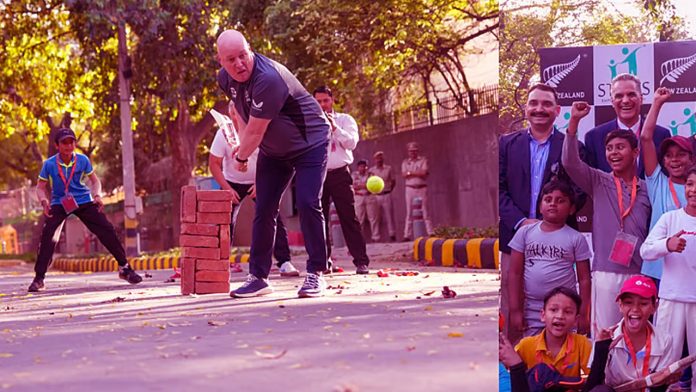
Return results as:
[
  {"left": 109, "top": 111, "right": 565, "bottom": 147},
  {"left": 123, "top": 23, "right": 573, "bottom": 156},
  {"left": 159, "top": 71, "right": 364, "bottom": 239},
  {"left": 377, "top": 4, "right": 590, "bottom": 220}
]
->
[
  {"left": 57, "top": 156, "right": 79, "bottom": 214},
  {"left": 608, "top": 176, "right": 638, "bottom": 267}
]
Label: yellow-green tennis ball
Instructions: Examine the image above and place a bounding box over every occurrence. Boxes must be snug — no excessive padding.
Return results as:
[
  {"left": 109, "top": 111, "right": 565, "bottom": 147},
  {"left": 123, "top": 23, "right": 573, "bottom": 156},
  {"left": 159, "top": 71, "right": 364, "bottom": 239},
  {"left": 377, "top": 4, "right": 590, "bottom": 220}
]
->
[{"left": 366, "top": 175, "right": 385, "bottom": 194}]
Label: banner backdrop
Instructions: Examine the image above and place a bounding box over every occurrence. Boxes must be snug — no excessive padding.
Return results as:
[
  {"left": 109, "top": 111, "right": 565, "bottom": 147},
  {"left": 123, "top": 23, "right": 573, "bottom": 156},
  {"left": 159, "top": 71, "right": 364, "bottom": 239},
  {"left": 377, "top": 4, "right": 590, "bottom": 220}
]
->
[{"left": 539, "top": 40, "right": 696, "bottom": 141}]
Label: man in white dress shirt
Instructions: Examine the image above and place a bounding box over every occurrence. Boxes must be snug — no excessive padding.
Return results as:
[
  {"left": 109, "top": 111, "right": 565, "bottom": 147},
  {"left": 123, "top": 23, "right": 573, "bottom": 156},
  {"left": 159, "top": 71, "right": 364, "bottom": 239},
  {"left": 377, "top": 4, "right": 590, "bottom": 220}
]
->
[
  {"left": 313, "top": 86, "right": 370, "bottom": 274},
  {"left": 208, "top": 102, "right": 299, "bottom": 277}
]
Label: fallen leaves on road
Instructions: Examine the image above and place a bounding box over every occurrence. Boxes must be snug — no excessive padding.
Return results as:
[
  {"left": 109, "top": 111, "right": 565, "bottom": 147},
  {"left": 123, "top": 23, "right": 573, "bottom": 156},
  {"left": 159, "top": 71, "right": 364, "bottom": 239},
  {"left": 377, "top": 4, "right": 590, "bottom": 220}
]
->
[
  {"left": 422, "top": 290, "right": 436, "bottom": 296},
  {"left": 0, "top": 353, "right": 14, "bottom": 358},
  {"left": 333, "top": 384, "right": 359, "bottom": 392},
  {"left": 254, "top": 348, "right": 287, "bottom": 359},
  {"left": 376, "top": 269, "right": 420, "bottom": 277},
  {"left": 207, "top": 320, "right": 227, "bottom": 327},
  {"left": 406, "top": 346, "right": 416, "bottom": 352},
  {"left": 447, "top": 332, "right": 464, "bottom": 338},
  {"left": 230, "top": 264, "right": 243, "bottom": 273},
  {"left": 441, "top": 286, "right": 457, "bottom": 298},
  {"left": 105, "top": 297, "right": 126, "bottom": 303}
]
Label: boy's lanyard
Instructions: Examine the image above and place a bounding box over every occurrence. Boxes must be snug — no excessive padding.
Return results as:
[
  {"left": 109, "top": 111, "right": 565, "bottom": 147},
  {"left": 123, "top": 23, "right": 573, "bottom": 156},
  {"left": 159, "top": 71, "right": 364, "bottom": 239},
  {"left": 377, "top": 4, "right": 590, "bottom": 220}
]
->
[
  {"left": 622, "top": 324, "right": 652, "bottom": 391},
  {"left": 535, "top": 331, "right": 574, "bottom": 373},
  {"left": 56, "top": 155, "right": 77, "bottom": 193},
  {"left": 614, "top": 175, "right": 638, "bottom": 230},
  {"left": 669, "top": 178, "right": 681, "bottom": 208}
]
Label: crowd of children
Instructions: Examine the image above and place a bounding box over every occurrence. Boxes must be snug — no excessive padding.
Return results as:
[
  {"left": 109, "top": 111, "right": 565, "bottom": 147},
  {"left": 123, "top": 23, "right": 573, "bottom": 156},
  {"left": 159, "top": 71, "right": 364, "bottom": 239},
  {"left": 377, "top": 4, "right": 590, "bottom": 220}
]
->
[{"left": 499, "top": 86, "right": 696, "bottom": 392}]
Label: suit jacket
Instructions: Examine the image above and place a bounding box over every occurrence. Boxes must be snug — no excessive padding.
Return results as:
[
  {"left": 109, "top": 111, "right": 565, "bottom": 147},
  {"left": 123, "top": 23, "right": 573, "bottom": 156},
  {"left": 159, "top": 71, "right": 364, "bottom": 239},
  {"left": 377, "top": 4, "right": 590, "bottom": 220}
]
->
[
  {"left": 499, "top": 129, "right": 587, "bottom": 253},
  {"left": 584, "top": 118, "right": 671, "bottom": 179}
]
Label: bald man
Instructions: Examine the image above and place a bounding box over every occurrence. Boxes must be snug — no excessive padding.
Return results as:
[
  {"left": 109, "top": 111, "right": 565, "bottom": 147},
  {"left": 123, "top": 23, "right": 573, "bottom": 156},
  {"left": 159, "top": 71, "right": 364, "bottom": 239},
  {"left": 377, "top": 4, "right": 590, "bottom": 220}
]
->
[{"left": 216, "top": 29, "right": 331, "bottom": 298}]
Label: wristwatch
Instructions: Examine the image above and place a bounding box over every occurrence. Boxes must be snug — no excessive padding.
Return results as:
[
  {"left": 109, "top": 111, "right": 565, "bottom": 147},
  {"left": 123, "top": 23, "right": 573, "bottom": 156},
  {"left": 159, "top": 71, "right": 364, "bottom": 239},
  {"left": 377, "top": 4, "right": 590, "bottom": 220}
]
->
[{"left": 235, "top": 155, "right": 248, "bottom": 163}]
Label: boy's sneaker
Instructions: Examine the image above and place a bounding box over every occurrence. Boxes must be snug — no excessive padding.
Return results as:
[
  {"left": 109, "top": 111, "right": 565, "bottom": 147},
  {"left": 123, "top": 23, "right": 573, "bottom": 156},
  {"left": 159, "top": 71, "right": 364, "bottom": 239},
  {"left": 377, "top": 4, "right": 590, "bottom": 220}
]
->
[
  {"left": 356, "top": 265, "right": 369, "bottom": 275},
  {"left": 118, "top": 264, "right": 143, "bottom": 284},
  {"left": 28, "top": 278, "right": 44, "bottom": 292},
  {"left": 297, "top": 272, "right": 325, "bottom": 298},
  {"left": 279, "top": 261, "right": 300, "bottom": 277},
  {"left": 231, "top": 274, "right": 273, "bottom": 298}
]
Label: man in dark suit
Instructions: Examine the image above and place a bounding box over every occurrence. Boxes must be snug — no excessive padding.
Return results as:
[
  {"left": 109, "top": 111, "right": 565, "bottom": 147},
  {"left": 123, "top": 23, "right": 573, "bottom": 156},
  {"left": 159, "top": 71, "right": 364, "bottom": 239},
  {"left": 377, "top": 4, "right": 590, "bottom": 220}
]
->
[
  {"left": 499, "top": 83, "right": 586, "bottom": 343},
  {"left": 584, "top": 73, "right": 670, "bottom": 178}
]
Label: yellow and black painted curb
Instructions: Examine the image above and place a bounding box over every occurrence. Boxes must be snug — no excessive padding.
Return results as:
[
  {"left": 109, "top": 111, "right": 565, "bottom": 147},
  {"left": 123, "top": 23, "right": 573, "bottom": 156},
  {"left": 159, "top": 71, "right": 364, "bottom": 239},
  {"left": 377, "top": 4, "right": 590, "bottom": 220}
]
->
[
  {"left": 413, "top": 237, "right": 499, "bottom": 269},
  {"left": 52, "top": 253, "right": 251, "bottom": 272}
]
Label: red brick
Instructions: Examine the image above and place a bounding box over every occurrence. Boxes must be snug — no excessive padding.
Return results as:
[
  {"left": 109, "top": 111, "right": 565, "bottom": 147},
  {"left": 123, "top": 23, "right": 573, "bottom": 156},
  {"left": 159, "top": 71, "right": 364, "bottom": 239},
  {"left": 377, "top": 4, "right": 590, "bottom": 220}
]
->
[
  {"left": 180, "top": 235, "right": 219, "bottom": 248},
  {"left": 195, "top": 270, "right": 230, "bottom": 282},
  {"left": 196, "top": 190, "right": 234, "bottom": 201},
  {"left": 195, "top": 259, "right": 229, "bottom": 271},
  {"left": 181, "top": 223, "right": 219, "bottom": 236},
  {"left": 197, "top": 212, "right": 231, "bottom": 225},
  {"left": 181, "top": 186, "right": 197, "bottom": 223},
  {"left": 219, "top": 225, "right": 230, "bottom": 259},
  {"left": 182, "top": 247, "right": 220, "bottom": 260},
  {"left": 181, "top": 258, "right": 196, "bottom": 295},
  {"left": 195, "top": 281, "right": 230, "bottom": 294},
  {"left": 198, "top": 201, "right": 233, "bottom": 213}
]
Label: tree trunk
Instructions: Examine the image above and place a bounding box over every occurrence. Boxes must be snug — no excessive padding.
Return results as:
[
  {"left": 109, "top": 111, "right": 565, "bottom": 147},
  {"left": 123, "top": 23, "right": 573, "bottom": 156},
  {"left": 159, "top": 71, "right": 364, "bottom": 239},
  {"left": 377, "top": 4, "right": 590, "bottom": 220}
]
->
[{"left": 165, "top": 99, "right": 228, "bottom": 246}]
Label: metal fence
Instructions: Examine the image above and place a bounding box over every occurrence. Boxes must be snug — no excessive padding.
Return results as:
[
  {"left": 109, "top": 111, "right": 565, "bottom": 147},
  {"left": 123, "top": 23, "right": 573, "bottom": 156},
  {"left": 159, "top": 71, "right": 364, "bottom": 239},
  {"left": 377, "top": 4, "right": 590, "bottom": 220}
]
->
[{"left": 390, "top": 85, "right": 498, "bottom": 133}]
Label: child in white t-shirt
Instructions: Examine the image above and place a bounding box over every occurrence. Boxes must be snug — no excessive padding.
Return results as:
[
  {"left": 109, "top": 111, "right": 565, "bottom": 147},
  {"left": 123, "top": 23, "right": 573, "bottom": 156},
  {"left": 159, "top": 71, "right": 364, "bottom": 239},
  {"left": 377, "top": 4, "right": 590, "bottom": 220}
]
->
[{"left": 640, "top": 165, "right": 696, "bottom": 391}]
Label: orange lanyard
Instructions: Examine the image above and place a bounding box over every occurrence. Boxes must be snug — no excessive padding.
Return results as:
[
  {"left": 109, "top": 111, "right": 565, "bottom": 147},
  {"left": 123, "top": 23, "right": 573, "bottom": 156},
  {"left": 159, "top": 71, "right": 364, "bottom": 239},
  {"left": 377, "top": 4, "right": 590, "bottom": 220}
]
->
[
  {"left": 622, "top": 324, "right": 652, "bottom": 391},
  {"left": 669, "top": 178, "right": 681, "bottom": 208},
  {"left": 614, "top": 176, "right": 638, "bottom": 230},
  {"left": 56, "top": 155, "right": 77, "bottom": 190}
]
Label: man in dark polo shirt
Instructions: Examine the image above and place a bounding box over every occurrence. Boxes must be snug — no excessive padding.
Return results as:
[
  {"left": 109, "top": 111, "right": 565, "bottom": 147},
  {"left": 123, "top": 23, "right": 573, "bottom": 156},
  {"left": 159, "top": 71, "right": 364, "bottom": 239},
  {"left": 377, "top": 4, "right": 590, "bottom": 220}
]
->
[{"left": 216, "top": 29, "right": 331, "bottom": 298}]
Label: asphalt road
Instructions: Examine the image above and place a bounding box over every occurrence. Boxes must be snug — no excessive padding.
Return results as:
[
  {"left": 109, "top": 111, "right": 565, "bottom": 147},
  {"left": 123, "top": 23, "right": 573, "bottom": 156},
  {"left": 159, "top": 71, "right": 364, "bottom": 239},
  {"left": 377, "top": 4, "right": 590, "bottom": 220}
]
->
[{"left": 0, "top": 250, "right": 498, "bottom": 392}]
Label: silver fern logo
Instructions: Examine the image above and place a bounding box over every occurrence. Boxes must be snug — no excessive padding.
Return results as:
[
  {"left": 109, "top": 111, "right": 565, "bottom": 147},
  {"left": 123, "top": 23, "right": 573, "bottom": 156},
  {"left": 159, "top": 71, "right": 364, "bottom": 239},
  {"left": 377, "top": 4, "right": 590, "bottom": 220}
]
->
[
  {"left": 543, "top": 55, "right": 581, "bottom": 88},
  {"left": 660, "top": 52, "right": 696, "bottom": 85}
]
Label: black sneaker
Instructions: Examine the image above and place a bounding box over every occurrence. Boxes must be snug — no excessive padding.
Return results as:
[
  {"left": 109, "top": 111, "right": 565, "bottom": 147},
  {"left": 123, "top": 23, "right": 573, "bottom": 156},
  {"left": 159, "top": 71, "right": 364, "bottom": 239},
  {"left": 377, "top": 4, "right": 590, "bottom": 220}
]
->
[
  {"left": 356, "top": 265, "right": 369, "bottom": 275},
  {"left": 298, "top": 272, "right": 325, "bottom": 298},
  {"left": 28, "top": 278, "right": 44, "bottom": 292},
  {"left": 231, "top": 274, "right": 273, "bottom": 298},
  {"left": 118, "top": 265, "right": 143, "bottom": 284}
]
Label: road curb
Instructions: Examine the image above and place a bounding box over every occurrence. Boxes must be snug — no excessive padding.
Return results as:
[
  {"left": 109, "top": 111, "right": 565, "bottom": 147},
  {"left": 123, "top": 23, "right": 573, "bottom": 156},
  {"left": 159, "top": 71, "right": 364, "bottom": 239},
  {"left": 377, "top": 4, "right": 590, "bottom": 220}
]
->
[
  {"left": 52, "top": 253, "right": 251, "bottom": 272},
  {"left": 413, "top": 237, "right": 499, "bottom": 269}
]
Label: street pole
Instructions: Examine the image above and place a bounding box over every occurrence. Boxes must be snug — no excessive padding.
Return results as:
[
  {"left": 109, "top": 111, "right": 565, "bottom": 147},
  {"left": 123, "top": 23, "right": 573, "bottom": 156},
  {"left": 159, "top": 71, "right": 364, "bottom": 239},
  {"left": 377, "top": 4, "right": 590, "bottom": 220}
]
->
[{"left": 118, "top": 21, "right": 140, "bottom": 256}]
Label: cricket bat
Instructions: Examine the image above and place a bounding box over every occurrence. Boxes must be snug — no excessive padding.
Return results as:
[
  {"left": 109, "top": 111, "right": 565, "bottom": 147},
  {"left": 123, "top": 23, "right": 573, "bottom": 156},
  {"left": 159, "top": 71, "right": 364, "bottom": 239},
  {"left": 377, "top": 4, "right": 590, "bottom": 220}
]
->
[
  {"left": 210, "top": 108, "right": 239, "bottom": 146},
  {"left": 614, "top": 354, "right": 696, "bottom": 392}
]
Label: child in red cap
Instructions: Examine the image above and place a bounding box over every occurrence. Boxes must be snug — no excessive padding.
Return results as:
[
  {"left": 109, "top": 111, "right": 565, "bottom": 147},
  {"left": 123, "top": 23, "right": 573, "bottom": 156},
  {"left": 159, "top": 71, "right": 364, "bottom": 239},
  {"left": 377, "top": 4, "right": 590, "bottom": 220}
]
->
[{"left": 582, "top": 275, "right": 678, "bottom": 391}]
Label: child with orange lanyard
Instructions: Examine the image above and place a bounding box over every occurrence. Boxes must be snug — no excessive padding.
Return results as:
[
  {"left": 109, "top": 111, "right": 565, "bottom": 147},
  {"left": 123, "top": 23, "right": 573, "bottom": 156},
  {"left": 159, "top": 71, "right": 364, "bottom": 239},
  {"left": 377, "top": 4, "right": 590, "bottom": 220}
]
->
[
  {"left": 29, "top": 128, "right": 142, "bottom": 292},
  {"left": 581, "top": 275, "right": 677, "bottom": 392},
  {"left": 562, "top": 101, "right": 651, "bottom": 339},
  {"left": 638, "top": 86, "right": 694, "bottom": 391},
  {"left": 640, "top": 165, "right": 696, "bottom": 391}
]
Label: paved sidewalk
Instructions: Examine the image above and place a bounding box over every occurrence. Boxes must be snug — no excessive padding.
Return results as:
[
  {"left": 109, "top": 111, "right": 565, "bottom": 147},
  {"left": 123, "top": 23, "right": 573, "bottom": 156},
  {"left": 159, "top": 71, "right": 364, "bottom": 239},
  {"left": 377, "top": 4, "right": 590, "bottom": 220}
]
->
[{"left": 0, "top": 243, "right": 498, "bottom": 391}]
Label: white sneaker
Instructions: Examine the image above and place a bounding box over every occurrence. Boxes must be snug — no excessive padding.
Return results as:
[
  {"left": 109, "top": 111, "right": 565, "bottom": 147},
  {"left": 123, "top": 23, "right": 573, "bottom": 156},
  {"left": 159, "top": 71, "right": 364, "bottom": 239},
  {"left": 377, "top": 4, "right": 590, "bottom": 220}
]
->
[
  {"left": 279, "top": 261, "right": 300, "bottom": 277},
  {"left": 298, "top": 272, "right": 326, "bottom": 298}
]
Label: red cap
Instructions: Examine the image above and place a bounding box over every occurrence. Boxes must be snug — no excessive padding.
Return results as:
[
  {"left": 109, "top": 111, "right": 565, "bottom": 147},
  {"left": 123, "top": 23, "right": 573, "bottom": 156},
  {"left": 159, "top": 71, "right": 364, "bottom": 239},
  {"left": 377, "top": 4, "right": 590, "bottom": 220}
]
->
[
  {"left": 659, "top": 135, "right": 693, "bottom": 157},
  {"left": 616, "top": 275, "right": 657, "bottom": 301}
]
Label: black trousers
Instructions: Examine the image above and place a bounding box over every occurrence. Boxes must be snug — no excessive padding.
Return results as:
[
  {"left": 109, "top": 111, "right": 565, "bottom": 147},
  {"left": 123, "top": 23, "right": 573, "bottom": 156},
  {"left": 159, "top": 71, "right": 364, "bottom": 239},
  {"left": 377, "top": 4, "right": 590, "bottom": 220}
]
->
[
  {"left": 35, "top": 202, "right": 127, "bottom": 279},
  {"left": 250, "top": 143, "right": 328, "bottom": 278},
  {"left": 321, "top": 165, "right": 369, "bottom": 266},
  {"left": 227, "top": 181, "right": 291, "bottom": 267}
]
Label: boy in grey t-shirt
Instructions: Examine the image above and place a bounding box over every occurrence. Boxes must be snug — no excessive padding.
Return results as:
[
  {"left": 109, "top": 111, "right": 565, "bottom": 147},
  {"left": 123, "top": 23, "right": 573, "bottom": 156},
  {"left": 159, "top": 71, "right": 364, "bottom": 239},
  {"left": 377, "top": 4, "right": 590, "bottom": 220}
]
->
[{"left": 508, "top": 180, "right": 592, "bottom": 343}]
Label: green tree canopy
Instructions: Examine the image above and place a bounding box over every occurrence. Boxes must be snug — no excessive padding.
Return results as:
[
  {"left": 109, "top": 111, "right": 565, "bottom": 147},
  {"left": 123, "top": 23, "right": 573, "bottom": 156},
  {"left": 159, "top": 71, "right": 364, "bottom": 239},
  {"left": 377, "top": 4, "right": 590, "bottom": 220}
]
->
[{"left": 499, "top": 0, "right": 690, "bottom": 133}]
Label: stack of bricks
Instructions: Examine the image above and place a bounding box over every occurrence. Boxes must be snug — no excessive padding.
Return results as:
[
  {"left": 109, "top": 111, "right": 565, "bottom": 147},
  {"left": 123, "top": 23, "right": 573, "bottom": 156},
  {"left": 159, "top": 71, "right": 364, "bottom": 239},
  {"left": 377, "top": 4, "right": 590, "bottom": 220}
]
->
[{"left": 179, "top": 186, "right": 233, "bottom": 295}]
